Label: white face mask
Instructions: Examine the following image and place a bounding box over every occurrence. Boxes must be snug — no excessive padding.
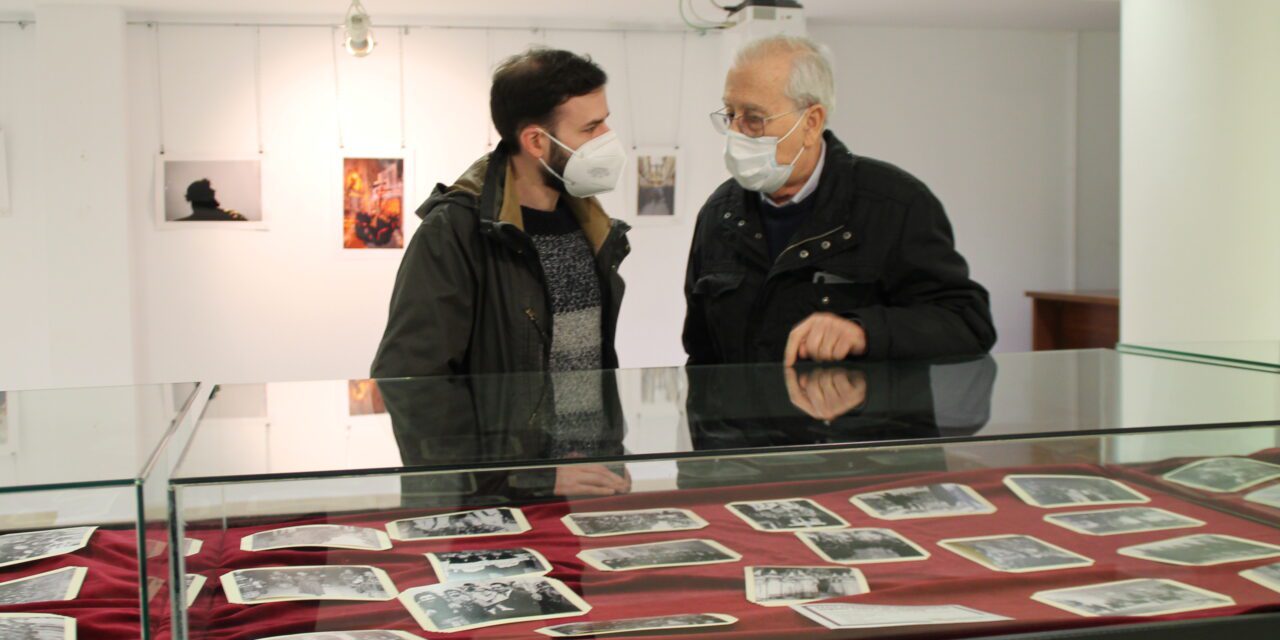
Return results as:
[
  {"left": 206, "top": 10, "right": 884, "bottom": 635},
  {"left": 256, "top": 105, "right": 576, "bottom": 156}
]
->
[
  {"left": 723, "top": 112, "right": 808, "bottom": 194},
  {"left": 538, "top": 129, "right": 627, "bottom": 198}
]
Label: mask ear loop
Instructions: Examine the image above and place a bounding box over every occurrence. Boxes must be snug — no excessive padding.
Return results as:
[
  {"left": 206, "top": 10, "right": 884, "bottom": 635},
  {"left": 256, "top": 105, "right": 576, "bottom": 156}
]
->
[
  {"left": 535, "top": 128, "right": 573, "bottom": 185},
  {"left": 778, "top": 107, "right": 812, "bottom": 167}
]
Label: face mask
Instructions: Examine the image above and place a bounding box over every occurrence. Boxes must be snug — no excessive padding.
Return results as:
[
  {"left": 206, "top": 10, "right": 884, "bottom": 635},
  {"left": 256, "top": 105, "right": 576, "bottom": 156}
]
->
[
  {"left": 723, "top": 111, "right": 808, "bottom": 194},
  {"left": 538, "top": 129, "right": 627, "bottom": 198}
]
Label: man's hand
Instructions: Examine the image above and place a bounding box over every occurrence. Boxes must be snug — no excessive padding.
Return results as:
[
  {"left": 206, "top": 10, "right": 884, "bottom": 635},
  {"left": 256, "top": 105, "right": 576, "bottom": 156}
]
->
[
  {"left": 785, "top": 367, "right": 868, "bottom": 421},
  {"left": 784, "top": 312, "right": 867, "bottom": 366},
  {"left": 553, "top": 464, "right": 632, "bottom": 497}
]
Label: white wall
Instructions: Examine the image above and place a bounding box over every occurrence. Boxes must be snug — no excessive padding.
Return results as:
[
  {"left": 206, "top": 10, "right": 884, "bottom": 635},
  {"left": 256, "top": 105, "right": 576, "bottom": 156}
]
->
[
  {"left": 1, "top": 14, "right": 1116, "bottom": 388},
  {"left": 1074, "top": 31, "right": 1120, "bottom": 291}
]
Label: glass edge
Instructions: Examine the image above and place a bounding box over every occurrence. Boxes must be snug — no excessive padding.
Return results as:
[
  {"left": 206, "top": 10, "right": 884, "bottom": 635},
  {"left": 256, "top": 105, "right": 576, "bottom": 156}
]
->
[{"left": 1117, "top": 343, "right": 1280, "bottom": 373}]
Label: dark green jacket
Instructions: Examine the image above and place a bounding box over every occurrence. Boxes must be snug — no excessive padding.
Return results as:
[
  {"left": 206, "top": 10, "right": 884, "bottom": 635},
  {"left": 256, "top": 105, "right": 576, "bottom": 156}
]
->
[
  {"left": 372, "top": 146, "right": 631, "bottom": 378},
  {"left": 683, "top": 131, "right": 996, "bottom": 363}
]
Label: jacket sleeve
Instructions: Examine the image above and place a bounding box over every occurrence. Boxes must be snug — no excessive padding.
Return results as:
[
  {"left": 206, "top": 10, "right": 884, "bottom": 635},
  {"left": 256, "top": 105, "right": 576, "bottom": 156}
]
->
[
  {"left": 370, "top": 207, "right": 477, "bottom": 379},
  {"left": 849, "top": 189, "right": 997, "bottom": 359},
  {"left": 681, "top": 211, "right": 716, "bottom": 366}
]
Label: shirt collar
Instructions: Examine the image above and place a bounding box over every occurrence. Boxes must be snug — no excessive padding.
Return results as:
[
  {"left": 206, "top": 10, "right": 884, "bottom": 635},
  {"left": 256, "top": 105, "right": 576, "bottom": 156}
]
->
[{"left": 762, "top": 140, "right": 826, "bottom": 209}]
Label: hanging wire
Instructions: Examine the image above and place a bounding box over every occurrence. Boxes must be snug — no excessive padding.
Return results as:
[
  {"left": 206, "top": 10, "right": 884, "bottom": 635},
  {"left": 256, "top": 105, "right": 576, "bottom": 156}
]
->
[
  {"left": 152, "top": 23, "right": 166, "bottom": 155},
  {"left": 672, "top": 31, "right": 689, "bottom": 150},
  {"left": 484, "top": 28, "right": 493, "bottom": 150},
  {"left": 330, "top": 26, "right": 345, "bottom": 149},
  {"left": 253, "top": 26, "right": 264, "bottom": 155},
  {"left": 621, "top": 31, "right": 640, "bottom": 150},
  {"left": 398, "top": 26, "right": 407, "bottom": 149}
]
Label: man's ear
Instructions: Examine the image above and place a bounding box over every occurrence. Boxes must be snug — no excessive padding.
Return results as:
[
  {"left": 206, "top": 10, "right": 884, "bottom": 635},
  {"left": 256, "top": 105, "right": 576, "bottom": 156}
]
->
[
  {"left": 518, "top": 125, "right": 547, "bottom": 160},
  {"left": 804, "top": 104, "right": 827, "bottom": 146}
]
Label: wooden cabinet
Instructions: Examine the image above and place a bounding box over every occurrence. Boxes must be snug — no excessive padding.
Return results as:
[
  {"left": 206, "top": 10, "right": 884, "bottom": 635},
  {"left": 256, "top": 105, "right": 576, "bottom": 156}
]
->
[{"left": 1025, "top": 290, "right": 1120, "bottom": 351}]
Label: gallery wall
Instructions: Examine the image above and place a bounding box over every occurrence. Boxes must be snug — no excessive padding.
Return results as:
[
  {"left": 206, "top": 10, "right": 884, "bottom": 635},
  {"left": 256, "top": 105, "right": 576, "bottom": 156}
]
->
[{"left": 0, "top": 16, "right": 1120, "bottom": 389}]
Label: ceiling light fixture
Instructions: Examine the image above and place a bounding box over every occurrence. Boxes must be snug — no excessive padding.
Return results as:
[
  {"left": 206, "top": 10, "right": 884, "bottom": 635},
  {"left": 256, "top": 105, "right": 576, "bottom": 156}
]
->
[{"left": 343, "top": 0, "right": 376, "bottom": 57}]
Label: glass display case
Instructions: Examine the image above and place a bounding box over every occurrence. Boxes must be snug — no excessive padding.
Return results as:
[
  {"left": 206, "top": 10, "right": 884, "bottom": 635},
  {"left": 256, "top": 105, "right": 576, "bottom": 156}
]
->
[
  {"left": 1119, "top": 341, "right": 1280, "bottom": 373},
  {"left": 0, "top": 382, "right": 201, "bottom": 640},
  {"left": 169, "top": 350, "right": 1280, "bottom": 639}
]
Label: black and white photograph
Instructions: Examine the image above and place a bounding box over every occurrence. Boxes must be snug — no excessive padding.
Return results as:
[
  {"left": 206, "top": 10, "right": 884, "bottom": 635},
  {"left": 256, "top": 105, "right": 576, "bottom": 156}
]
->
[
  {"left": 538, "top": 613, "right": 736, "bottom": 637},
  {"left": 1117, "top": 533, "right": 1280, "bottom": 566},
  {"left": 634, "top": 147, "right": 679, "bottom": 220},
  {"left": 399, "top": 576, "right": 591, "bottom": 633},
  {"left": 561, "top": 508, "right": 708, "bottom": 538},
  {"left": 184, "top": 574, "right": 206, "bottom": 608},
  {"left": 219, "top": 565, "right": 398, "bottom": 605},
  {"left": 577, "top": 538, "right": 741, "bottom": 572},
  {"left": 1003, "top": 474, "right": 1149, "bottom": 508},
  {"left": 241, "top": 524, "right": 392, "bottom": 552},
  {"left": 0, "top": 613, "right": 76, "bottom": 640},
  {"left": 0, "top": 566, "right": 87, "bottom": 605},
  {"left": 791, "top": 602, "right": 1010, "bottom": 630},
  {"left": 156, "top": 156, "right": 264, "bottom": 229},
  {"left": 849, "top": 483, "right": 996, "bottom": 520},
  {"left": 1162, "top": 457, "right": 1280, "bottom": 493},
  {"left": 745, "top": 566, "right": 868, "bottom": 607},
  {"left": 386, "top": 507, "right": 530, "bottom": 542},
  {"left": 1245, "top": 483, "right": 1280, "bottom": 509},
  {"left": 1044, "top": 507, "right": 1205, "bottom": 536},
  {"left": 796, "top": 528, "right": 930, "bottom": 565},
  {"left": 939, "top": 535, "right": 1094, "bottom": 573},
  {"left": 259, "top": 632, "right": 425, "bottom": 640},
  {"left": 426, "top": 547, "right": 552, "bottom": 583},
  {"left": 0, "top": 526, "right": 96, "bottom": 569},
  {"left": 1032, "top": 578, "right": 1234, "bottom": 617},
  {"left": 185, "top": 537, "right": 203, "bottom": 557},
  {"left": 1240, "top": 561, "right": 1280, "bottom": 594},
  {"left": 726, "top": 498, "right": 848, "bottom": 532}
]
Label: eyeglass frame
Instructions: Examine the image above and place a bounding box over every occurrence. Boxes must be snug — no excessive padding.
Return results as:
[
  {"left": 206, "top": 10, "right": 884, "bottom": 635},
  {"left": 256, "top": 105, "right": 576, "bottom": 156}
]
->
[{"left": 709, "top": 106, "right": 810, "bottom": 138}]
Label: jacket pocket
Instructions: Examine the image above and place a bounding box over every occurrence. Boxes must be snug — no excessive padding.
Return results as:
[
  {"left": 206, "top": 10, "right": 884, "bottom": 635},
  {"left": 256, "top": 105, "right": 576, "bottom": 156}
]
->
[{"left": 692, "top": 272, "right": 746, "bottom": 298}]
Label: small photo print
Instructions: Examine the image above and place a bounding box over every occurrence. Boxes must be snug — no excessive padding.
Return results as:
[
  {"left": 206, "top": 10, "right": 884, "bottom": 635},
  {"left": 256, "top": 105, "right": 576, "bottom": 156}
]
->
[
  {"left": 745, "top": 566, "right": 868, "bottom": 607},
  {"left": 850, "top": 483, "right": 996, "bottom": 520},
  {"left": 343, "top": 156, "right": 405, "bottom": 249},
  {"left": 1117, "top": 534, "right": 1280, "bottom": 566},
  {"left": 939, "top": 535, "right": 1093, "bottom": 573},
  {"left": 185, "top": 574, "right": 206, "bottom": 608},
  {"left": 791, "top": 602, "right": 1010, "bottom": 630},
  {"left": 400, "top": 576, "right": 590, "bottom": 633},
  {"left": 426, "top": 548, "right": 551, "bottom": 583},
  {"left": 0, "top": 526, "right": 97, "bottom": 569},
  {"left": 537, "top": 613, "right": 736, "bottom": 637},
  {"left": 577, "top": 538, "right": 741, "bottom": 572},
  {"left": 158, "top": 157, "right": 262, "bottom": 227},
  {"left": 1032, "top": 578, "right": 1233, "bottom": 617},
  {"left": 0, "top": 567, "right": 87, "bottom": 605},
  {"left": 0, "top": 613, "right": 76, "bottom": 640},
  {"left": 1162, "top": 457, "right": 1280, "bottom": 493},
  {"left": 796, "top": 528, "right": 930, "bottom": 565},
  {"left": 1044, "top": 507, "right": 1204, "bottom": 536},
  {"left": 636, "top": 150, "right": 677, "bottom": 218},
  {"left": 1003, "top": 474, "right": 1149, "bottom": 508},
  {"left": 387, "top": 508, "right": 529, "bottom": 542},
  {"left": 184, "top": 537, "right": 203, "bottom": 557},
  {"left": 220, "top": 565, "right": 398, "bottom": 605},
  {"left": 1245, "top": 483, "right": 1280, "bottom": 509},
  {"left": 241, "top": 524, "right": 392, "bottom": 552},
  {"left": 259, "top": 632, "right": 425, "bottom": 640},
  {"left": 726, "top": 498, "right": 848, "bottom": 532},
  {"left": 1240, "top": 561, "right": 1280, "bottom": 594},
  {"left": 348, "top": 379, "right": 388, "bottom": 416},
  {"left": 562, "top": 508, "right": 707, "bottom": 538}
]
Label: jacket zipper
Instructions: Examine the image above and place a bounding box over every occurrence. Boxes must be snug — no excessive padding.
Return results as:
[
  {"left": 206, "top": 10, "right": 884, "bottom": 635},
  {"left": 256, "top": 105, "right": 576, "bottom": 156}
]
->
[{"left": 774, "top": 225, "right": 846, "bottom": 263}]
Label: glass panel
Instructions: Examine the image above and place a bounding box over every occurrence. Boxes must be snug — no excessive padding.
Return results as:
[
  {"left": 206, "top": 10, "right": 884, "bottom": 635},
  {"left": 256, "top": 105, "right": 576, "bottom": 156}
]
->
[
  {"left": 1119, "top": 341, "right": 1280, "bottom": 373},
  {"left": 175, "top": 423, "right": 1280, "bottom": 639},
  {"left": 174, "top": 349, "right": 1280, "bottom": 482},
  {"left": 0, "top": 382, "right": 199, "bottom": 640}
]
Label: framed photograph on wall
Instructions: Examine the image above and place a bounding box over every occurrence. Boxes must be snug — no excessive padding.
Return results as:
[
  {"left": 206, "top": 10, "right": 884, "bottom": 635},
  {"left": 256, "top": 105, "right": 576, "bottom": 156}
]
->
[
  {"left": 631, "top": 146, "right": 682, "bottom": 225},
  {"left": 342, "top": 151, "right": 412, "bottom": 251},
  {"left": 154, "top": 154, "right": 266, "bottom": 230}
]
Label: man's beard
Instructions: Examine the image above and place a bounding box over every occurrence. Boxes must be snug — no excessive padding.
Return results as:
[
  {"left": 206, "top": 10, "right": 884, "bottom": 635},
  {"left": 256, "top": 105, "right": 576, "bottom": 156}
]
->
[{"left": 541, "top": 142, "right": 571, "bottom": 195}]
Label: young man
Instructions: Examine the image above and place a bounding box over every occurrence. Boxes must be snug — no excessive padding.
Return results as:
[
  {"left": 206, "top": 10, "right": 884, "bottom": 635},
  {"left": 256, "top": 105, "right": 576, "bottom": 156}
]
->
[
  {"left": 684, "top": 36, "right": 995, "bottom": 365},
  {"left": 372, "top": 48, "right": 630, "bottom": 379}
]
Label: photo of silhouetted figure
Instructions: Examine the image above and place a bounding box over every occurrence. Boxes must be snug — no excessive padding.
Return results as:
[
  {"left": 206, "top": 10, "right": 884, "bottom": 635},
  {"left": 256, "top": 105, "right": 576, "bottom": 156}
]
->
[
  {"left": 178, "top": 179, "right": 246, "bottom": 221},
  {"left": 161, "top": 158, "right": 262, "bottom": 226}
]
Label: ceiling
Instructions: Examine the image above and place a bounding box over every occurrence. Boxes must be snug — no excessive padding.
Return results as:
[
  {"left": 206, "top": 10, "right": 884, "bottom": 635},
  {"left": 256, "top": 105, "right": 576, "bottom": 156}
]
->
[{"left": 0, "top": 0, "right": 1120, "bottom": 31}]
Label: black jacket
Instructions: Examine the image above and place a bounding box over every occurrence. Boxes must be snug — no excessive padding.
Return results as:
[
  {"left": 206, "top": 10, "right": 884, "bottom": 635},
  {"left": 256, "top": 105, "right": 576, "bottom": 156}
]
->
[
  {"left": 371, "top": 146, "right": 631, "bottom": 378},
  {"left": 683, "top": 131, "right": 996, "bottom": 364}
]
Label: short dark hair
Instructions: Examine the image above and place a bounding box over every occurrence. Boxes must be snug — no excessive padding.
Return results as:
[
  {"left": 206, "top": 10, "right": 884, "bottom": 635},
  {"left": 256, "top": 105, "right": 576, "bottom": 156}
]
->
[{"left": 490, "top": 48, "right": 607, "bottom": 153}]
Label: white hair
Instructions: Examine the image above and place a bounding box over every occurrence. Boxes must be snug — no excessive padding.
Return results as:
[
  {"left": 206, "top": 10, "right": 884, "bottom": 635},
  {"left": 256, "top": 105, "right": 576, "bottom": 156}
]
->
[{"left": 733, "top": 35, "right": 836, "bottom": 117}]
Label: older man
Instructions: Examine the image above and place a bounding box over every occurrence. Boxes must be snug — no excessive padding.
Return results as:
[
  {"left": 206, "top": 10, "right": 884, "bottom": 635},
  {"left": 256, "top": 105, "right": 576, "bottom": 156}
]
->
[{"left": 683, "top": 36, "right": 995, "bottom": 365}]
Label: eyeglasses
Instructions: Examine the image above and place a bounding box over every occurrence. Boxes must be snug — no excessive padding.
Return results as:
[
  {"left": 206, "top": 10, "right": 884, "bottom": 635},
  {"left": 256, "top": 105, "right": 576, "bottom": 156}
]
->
[{"left": 709, "top": 107, "right": 807, "bottom": 138}]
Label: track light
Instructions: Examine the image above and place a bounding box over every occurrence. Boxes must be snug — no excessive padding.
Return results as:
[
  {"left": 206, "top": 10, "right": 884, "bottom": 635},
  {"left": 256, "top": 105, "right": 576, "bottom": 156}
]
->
[{"left": 344, "top": 0, "right": 376, "bottom": 57}]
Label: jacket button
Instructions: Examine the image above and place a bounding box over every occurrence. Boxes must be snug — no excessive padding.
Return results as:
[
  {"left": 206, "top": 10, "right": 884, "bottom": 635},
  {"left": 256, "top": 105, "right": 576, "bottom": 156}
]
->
[
  {"left": 737, "top": 220, "right": 746, "bottom": 227},
  {"left": 723, "top": 212, "right": 732, "bottom": 219},
  {"left": 842, "top": 231, "right": 853, "bottom": 240},
  {"left": 799, "top": 250, "right": 810, "bottom": 259},
  {"left": 821, "top": 296, "right": 831, "bottom": 305},
  {"left": 820, "top": 241, "right": 831, "bottom": 250},
  {"left": 754, "top": 233, "right": 763, "bottom": 240},
  {"left": 611, "top": 264, "right": 618, "bottom": 271}
]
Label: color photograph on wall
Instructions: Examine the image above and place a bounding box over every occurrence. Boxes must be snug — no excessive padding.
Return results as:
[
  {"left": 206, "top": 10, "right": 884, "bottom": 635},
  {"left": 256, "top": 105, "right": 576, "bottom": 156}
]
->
[
  {"left": 343, "top": 156, "right": 405, "bottom": 249},
  {"left": 156, "top": 156, "right": 265, "bottom": 229},
  {"left": 635, "top": 147, "right": 678, "bottom": 221}
]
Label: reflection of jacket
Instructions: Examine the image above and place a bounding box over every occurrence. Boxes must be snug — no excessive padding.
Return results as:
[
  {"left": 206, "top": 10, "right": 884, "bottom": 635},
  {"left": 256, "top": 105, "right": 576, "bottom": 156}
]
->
[
  {"left": 371, "top": 145, "right": 631, "bottom": 379},
  {"left": 683, "top": 131, "right": 995, "bottom": 364}
]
